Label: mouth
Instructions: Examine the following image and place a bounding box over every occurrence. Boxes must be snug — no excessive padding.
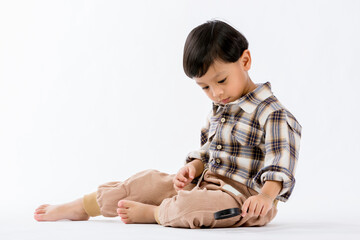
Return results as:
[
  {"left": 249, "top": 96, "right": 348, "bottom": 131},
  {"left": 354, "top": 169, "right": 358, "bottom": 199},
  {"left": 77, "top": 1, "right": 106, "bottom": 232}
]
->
[{"left": 220, "top": 98, "right": 230, "bottom": 104}]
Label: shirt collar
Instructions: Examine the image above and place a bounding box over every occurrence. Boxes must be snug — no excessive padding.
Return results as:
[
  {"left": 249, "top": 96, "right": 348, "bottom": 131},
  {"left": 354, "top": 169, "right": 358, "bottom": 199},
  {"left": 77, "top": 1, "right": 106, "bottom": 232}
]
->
[{"left": 212, "top": 82, "right": 273, "bottom": 114}]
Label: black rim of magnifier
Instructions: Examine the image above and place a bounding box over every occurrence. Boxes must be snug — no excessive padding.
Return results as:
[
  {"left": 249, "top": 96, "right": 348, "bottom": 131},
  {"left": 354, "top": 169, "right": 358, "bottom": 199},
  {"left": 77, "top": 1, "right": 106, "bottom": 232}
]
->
[{"left": 214, "top": 208, "right": 241, "bottom": 220}]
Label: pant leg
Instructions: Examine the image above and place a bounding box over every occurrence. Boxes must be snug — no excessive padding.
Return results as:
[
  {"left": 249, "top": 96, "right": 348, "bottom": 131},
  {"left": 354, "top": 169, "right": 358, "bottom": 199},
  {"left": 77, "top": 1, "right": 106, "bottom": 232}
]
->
[
  {"left": 157, "top": 170, "right": 278, "bottom": 228},
  {"left": 83, "top": 169, "right": 180, "bottom": 217}
]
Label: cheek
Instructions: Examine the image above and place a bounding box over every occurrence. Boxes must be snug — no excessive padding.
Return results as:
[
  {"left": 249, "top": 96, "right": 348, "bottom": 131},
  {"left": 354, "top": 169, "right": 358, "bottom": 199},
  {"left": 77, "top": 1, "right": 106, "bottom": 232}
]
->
[
  {"left": 229, "top": 83, "right": 243, "bottom": 97},
  {"left": 226, "top": 85, "right": 236, "bottom": 94}
]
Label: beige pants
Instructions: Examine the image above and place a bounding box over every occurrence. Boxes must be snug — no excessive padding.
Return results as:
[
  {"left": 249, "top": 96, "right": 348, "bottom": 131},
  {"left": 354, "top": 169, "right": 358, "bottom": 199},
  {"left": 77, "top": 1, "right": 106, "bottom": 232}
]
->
[{"left": 83, "top": 169, "right": 278, "bottom": 228}]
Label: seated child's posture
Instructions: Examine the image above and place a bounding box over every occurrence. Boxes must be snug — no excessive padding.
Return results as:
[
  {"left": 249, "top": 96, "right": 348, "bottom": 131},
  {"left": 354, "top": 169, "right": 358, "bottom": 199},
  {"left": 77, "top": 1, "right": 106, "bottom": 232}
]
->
[{"left": 34, "top": 20, "right": 301, "bottom": 228}]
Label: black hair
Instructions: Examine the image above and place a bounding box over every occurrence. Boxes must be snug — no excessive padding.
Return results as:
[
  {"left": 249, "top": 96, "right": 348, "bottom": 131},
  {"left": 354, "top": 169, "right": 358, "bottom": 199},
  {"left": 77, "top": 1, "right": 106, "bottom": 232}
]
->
[{"left": 183, "top": 20, "right": 249, "bottom": 78}]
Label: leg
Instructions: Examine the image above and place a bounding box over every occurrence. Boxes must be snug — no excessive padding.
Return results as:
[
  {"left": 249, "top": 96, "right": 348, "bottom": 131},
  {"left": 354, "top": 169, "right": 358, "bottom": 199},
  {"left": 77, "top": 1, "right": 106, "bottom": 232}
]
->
[
  {"left": 34, "top": 197, "right": 89, "bottom": 221},
  {"left": 34, "top": 169, "right": 179, "bottom": 222}
]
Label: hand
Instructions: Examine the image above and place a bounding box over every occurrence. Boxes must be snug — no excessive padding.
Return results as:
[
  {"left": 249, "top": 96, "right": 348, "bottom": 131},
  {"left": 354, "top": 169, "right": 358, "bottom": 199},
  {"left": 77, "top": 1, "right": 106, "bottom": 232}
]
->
[
  {"left": 241, "top": 193, "right": 274, "bottom": 218},
  {"left": 173, "top": 164, "right": 196, "bottom": 191}
]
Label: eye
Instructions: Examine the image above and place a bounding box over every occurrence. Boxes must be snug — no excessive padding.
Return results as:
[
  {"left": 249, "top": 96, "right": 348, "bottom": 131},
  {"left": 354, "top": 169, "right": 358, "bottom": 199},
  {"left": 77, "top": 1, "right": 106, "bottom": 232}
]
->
[
  {"left": 202, "top": 86, "right": 209, "bottom": 90},
  {"left": 218, "top": 78, "right": 227, "bottom": 83}
]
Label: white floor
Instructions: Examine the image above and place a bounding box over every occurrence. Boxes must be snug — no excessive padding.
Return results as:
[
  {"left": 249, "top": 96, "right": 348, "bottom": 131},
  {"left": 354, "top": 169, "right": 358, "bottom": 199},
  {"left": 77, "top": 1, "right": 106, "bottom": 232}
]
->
[{"left": 1, "top": 211, "right": 359, "bottom": 240}]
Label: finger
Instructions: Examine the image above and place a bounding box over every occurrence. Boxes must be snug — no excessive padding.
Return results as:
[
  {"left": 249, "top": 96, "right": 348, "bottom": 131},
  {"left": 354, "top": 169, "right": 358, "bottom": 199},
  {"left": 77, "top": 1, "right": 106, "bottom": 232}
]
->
[
  {"left": 241, "top": 199, "right": 250, "bottom": 217},
  {"left": 260, "top": 204, "right": 272, "bottom": 217},
  {"left": 254, "top": 203, "right": 262, "bottom": 217},
  {"left": 177, "top": 177, "right": 186, "bottom": 185},
  {"left": 177, "top": 169, "right": 188, "bottom": 182},
  {"left": 184, "top": 166, "right": 193, "bottom": 177},
  {"left": 184, "top": 176, "right": 192, "bottom": 185},
  {"left": 173, "top": 182, "right": 183, "bottom": 191},
  {"left": 173, "top": 175, "right": 185, "bottom": 186},
  {"left": 260, "top": 206, "right": 269, "bottom": 217},
  {"left": 174, "top": 179, "right": 184, "bottom": 188},
  {"left": 175, "top": 178, "right": 187, "bottom": 188},
  {"left": 248, "top": 201, "right": 257, "bottom": 217},
  {"left": 178, "top": 174, "right": 187, "bottom": 183}
]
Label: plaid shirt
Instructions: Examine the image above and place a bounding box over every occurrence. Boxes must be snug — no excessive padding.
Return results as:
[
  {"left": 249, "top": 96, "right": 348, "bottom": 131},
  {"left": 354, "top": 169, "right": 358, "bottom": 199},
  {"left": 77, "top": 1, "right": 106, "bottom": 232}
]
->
[{"left": 186, "top": 82, "right": 302, "bottom": 202}]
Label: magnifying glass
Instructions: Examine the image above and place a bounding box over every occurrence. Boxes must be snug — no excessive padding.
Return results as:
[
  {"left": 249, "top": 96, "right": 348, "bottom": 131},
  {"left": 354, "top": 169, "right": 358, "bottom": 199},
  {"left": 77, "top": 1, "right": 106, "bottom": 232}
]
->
[{"left": 214, "top": 208, "right": 241, "bottom": 220}]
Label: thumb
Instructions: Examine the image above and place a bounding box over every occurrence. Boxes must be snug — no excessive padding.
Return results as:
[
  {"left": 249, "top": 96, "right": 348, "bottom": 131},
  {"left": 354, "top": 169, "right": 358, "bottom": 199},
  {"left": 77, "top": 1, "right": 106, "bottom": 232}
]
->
[{"left": 188, "top": 165, "right": 195, "bottom": 180}]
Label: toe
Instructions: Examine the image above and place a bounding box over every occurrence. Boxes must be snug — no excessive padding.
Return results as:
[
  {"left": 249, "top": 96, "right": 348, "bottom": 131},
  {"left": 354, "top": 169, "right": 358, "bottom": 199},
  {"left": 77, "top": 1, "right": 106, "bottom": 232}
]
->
[
  {"left": 117, "top": 208, "right": 127, "bottom": 214},
  {"left": 35, "top": 209, "right": 46, "bottom": 214},
  {"left": 121, "top": 218, "right": 132, "bottom": 224},
  {"left": 117, "top": 200, "right": 124, "bottom": 208},
  {"left": 37, "top": 204, "right": 49, "bottom": 209},
  {"left": 119, "top": 200, "right": 134, "bottom": 208},
  {"left": 35, "top": 204, "right": 49, "bottom": 212},
  {"left": 118, "top": 200, "right": 131, "bottom": 208},
  {"left": 119, "top": 213, "right": 128, "bottom": 219},
  {"left": 34, "top": 214, "right": 45, "bottom": 221}
]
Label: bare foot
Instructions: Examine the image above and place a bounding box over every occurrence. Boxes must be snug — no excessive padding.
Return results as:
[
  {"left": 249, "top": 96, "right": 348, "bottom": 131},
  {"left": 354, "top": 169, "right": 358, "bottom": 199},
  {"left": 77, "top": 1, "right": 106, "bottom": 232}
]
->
[
  {"left": 117, "top": 200, "right": 158, "bottom": 224},
  {"left": 34, "top": 198, "right": 89, "bottom": 221}
]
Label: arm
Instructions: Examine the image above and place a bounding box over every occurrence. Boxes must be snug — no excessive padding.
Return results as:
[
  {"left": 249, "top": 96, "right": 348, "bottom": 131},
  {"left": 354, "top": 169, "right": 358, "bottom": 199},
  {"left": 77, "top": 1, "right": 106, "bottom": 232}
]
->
[
  {"left": 242, "top": 110, "right": 301, "bottom": 217},
  {"left": 254, "top": 109, "right": 302, "bottom": 201},
  {"left": 261, "top": 180, "right": 283, "bottom": 200}
]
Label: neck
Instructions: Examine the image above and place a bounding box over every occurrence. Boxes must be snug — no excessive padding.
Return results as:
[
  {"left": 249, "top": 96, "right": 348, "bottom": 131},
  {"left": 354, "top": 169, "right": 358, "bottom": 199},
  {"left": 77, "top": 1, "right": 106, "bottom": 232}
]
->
[{"left": 244, "top": 77, "right": 257, "bottom": 95}]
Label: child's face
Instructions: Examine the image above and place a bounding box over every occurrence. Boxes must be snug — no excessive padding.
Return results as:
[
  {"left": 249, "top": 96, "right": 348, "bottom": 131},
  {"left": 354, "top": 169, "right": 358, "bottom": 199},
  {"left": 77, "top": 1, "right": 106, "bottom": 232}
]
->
[{"left": 194, "top": 50, "right": 256, "bottom": 105}]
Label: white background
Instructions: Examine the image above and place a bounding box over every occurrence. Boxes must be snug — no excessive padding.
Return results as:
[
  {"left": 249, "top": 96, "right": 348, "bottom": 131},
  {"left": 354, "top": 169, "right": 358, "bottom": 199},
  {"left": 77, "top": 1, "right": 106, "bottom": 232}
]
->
[{"left": 1, "top": 0, "right": 360, "bottom": 230}]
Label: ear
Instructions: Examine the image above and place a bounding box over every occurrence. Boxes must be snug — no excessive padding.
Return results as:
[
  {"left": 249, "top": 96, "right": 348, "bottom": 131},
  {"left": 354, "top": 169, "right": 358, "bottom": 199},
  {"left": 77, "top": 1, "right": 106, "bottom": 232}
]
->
[{"left": 239, "top": 50, "right": 251, "bottom": 71}]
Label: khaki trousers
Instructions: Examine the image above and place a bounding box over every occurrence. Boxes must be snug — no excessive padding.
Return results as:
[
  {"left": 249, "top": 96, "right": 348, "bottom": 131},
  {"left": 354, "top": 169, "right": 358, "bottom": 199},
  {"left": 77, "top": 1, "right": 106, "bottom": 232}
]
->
[{"left": 83, "top": 169, "right": 278, "bottom": 229}]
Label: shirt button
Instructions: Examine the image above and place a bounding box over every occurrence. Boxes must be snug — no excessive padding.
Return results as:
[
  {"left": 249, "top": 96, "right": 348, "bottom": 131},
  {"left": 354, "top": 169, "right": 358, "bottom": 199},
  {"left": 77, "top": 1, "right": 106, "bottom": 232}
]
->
[
  {"left": 221, "top": 118, "right": 226, "bottom": 123},
  {"left": 216, "top": 158, "right": 221, "bottom": 164},
  {"left": 217, "top": 145, "right": 222, "bottom": 150}
]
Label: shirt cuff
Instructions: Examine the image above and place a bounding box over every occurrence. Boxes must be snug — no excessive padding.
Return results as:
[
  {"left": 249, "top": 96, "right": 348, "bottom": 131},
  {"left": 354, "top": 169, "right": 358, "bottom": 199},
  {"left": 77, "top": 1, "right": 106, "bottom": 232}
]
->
[
  {"left": 253, "top": 166, "right": 295, "bottom": 202},
  {"left": 185, "top": 150, "right": 209, "bottom": 164}
]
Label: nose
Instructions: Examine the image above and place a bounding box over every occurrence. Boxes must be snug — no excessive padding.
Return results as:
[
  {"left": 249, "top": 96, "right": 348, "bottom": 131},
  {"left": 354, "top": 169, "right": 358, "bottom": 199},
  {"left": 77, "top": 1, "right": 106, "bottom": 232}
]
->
[{"left": 211, "top": 86, "right": 224, "bottom": 99}]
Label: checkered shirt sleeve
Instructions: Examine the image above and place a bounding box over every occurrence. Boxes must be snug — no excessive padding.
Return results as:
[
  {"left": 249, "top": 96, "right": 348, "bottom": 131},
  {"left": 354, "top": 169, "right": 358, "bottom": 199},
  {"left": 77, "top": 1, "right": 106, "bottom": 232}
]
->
[{"left": 253, "top": 109, "right": 301, "bottom": 201}]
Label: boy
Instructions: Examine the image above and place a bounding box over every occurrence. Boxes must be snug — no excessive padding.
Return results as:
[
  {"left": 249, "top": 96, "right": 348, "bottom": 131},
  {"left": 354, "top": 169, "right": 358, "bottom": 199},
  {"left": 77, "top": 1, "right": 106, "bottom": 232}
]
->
[{"left": 34, "top": 20, "right": 301, "bottom": 228}]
